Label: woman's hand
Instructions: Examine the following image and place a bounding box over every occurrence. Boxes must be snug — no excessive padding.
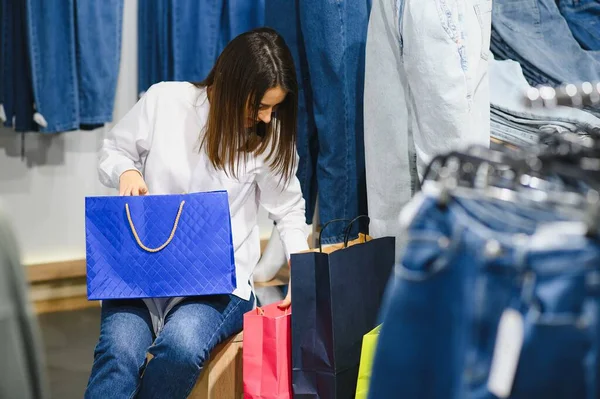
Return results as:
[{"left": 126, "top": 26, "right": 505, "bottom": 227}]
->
[
  {"left": 119, "top": 170, "right": 149, "bottom": 196},
  {"left": 278, "top": 260, "right": 292, "bottom": 309}
]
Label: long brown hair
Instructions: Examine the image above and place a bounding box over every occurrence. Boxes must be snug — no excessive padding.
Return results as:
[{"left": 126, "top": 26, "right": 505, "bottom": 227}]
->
[{"left": 195, "top": 28, "right": 298, "bottom": 183}]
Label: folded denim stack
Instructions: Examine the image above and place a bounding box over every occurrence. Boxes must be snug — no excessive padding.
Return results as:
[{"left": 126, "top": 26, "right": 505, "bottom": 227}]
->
[
  {"left": 489, "top": 57, "right": 600, "bottom": 149},
  {"left": 491, "top": 0, "right": 600, "bottom": 88}
]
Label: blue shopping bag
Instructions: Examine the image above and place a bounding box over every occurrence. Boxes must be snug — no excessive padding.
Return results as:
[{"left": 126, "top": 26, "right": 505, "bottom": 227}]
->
[{"left": 85, "top": 191, "right": 236, "bottom": 300}]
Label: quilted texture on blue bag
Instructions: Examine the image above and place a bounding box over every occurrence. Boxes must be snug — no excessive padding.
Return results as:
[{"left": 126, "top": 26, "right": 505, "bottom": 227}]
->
[{"left": 85, "top": 191, "right": 236, "bottom": 300}]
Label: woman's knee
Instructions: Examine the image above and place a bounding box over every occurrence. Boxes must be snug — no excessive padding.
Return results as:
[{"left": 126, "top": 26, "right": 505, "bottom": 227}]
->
[
  {"left": 150, "top": 329, "right": 213, "bottom": 371},
  {"left": 95, "top": 313, "right": 152, "bottom": 365},
  {"left": 94, "top": 330, "right": 148, "bottom": 366}
]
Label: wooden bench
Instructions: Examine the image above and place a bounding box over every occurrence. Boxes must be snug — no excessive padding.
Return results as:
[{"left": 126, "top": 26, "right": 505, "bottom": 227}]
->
[
  {"left": 188, "top": 266, "right": 290, "bottom": 398},
  {"left": 188, "top": 332, "right": 244, "bottom": 399}
]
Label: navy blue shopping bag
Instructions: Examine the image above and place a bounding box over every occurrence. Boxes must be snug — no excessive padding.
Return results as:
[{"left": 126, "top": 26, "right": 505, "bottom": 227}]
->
[
  {"left": 290, "top": 217, "right": 395, "bottom": 399},
  {"left": 85, "top": 191, "right": 236, "bottom": 300}
]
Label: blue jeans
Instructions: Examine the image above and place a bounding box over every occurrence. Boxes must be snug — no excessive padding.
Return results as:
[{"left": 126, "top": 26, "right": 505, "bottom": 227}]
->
[
  {"left": 369, "top": 189, "right": 600, "bottom": 399},
  {"left": 25, "top": 0, "right": 123, "bottom": 132},
  {"left": 138, "top": 1, "right": 265, "bottom": 93},
  {"left": 1, "top": 0, "right": 36, "bottom": 132},
  {"left": 490, "top": 28, "right": 560, "bottom": 87},
  {"left": 85, "top": 294, "right": 253, "bottom": 399},
  {"left": 265, "top": 0, "right": 370, "bottom": 243},
  {"left": 491, "top": 0, "right": 600, "bottom": 85},
  {"left": 558, "top": 0, "right": 600, "bottom": 51}
]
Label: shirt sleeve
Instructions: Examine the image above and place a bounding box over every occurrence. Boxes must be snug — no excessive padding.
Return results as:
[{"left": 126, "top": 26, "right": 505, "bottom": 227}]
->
[
  {"left": 256, "top": 153, "right": 310, "bottom": 259},
  {"left": 98, "top": 83, "right": 160, "bottom": 188}
]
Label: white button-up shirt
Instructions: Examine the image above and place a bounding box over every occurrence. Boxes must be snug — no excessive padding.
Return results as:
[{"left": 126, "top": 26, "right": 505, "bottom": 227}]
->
[{"left": 98, "top": 81, "right": 309, "bottom": 301}]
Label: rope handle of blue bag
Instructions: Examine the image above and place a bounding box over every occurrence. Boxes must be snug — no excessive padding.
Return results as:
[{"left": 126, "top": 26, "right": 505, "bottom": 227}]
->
[
  {"left": 125, "top": 200, "right": 186, "bottom": 253},
  {"left": 343, "top": 215, "right": 370, "bottom": 248}
]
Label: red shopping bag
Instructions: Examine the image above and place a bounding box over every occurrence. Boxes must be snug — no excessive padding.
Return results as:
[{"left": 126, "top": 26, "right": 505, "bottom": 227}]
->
[{"left": 243, "top": 302, "right": 292, "bottom": 399}]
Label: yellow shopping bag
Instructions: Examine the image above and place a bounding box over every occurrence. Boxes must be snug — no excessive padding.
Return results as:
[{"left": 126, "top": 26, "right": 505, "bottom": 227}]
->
[{"left": 355, "top": 324, "right": 382, "bottom": 399}]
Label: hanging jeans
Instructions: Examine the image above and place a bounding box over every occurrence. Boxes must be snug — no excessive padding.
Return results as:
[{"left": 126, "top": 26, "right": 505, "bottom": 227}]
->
[
  {"left": 1, "top": 0, "right": 36, "bottom": 132},
  {"left": 369, "top": 185, "right": 600, "bottom": 399},
  {"left": 25, "top": 0, "right": 123, "bottom": 133},
  {"left": 265, "top": 0, "right": 370, "bottom": 243},
  {"left": 557, "top": 0, "right": 600, "bottom": 51},
  {"left": 492, "top": 0, "right": 600, "bottom": 85},
  {"left": 138, "top": 0, "right": 265, "bottom": 94}
]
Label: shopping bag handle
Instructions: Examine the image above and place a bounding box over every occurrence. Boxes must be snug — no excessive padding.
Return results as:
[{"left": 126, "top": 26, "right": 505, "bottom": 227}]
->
[
  {"left": 343, "top": 215, "right": 370, "bottom": 248},
  {"left": 318, "top": 218, "right": 351, "bottom": 252},
  {"left": 125, "top": 200, "right": 186, "bottom": 253},
  {"left": 256, "top": 306, "right": 291, "bottom": 315}
]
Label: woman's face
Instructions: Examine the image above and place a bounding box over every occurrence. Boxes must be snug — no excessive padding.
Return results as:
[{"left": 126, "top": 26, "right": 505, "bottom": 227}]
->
[{"left": 246, "top": 86, "right": 287, "bottom": 127}]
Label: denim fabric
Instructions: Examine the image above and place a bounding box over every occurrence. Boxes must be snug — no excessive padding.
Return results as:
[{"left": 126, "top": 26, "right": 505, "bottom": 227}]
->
[
  {"left": 369, "top": 187, "right": 600, "bottom": 399},
  {"left": 138, "top": 1, "right": 265, "bottom": 93},
  {"left": 26, "top": 0, "right": 124, "bottom": 133},
  {"left": 138, "top": 0, "right": 171, "bottom": 94},
  {"left": 558, "top": 0, "right": 600, "bottom": 51},
  {"left": 492, "top": 0, "right": 600, "bottom": 85},
  {"left": 490, "top": 28, "right": 560, "bottom": 87},
  {"left": 76, "top": 1, "right": 124, "bottom": 125},
  {"left": 491, "top": 115, "right": 562, "bottom": 148},
  {"left": 85, "top": 294, "right": 253, "bottom": 399},
  {"left": 170, "top": 1, "right": 222, "bottom": 83},
  {"left": 363, "top": 0, "right": 491, "bottom": 255},
  {"left": 488, "top": 57, "right": 600, "bottom": 148},
  {"left": 265, "top": 0, "right": 370, "bottom": 243},
  {"left": 1, "top": 0, "right": 16, "bottom": 128},
  {"left": 362, "top": 0, "right": 416, "bottom": 253},
  {"left": 218, "top": 0, "right": 265, "bottom": 58},
  {"left": 1, "top": 0, "right": 36, "bottom": 132}
]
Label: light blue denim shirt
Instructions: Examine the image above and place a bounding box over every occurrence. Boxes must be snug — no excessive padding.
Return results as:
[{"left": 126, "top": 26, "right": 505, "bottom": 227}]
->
[{"left": 364, "top": 0, "right": 491, "bottom": 256}]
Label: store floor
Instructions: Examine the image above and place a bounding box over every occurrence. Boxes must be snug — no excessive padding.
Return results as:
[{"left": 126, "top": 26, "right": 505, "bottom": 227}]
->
[{"left": 39, "top": 307, "right": 100, "bottom": 399}]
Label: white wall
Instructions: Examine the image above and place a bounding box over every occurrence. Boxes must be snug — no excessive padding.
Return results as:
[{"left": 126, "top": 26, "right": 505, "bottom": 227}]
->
[{"left": 0, "top": 0, "right": 272, "bottom": 265}]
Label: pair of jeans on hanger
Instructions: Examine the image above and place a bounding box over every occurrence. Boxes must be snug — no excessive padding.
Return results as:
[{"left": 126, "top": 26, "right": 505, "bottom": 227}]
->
[
  {"left": 264, "top": 0, "right": 370, "bottom": 243},
  {"left": 137, "top": 0, "right": 265, "bottom": 94},
  {"left": 1, "top": 0, "right": 36, "bottom": 132},
  {"left": 23, "top": 0, "right": 124, "bottom": 133},
  {"left": 369, "top": 186, "right": 600, "bottom": 399},
  {"left": 557, "top": 0, "right": 600, "bottom": 51}
]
